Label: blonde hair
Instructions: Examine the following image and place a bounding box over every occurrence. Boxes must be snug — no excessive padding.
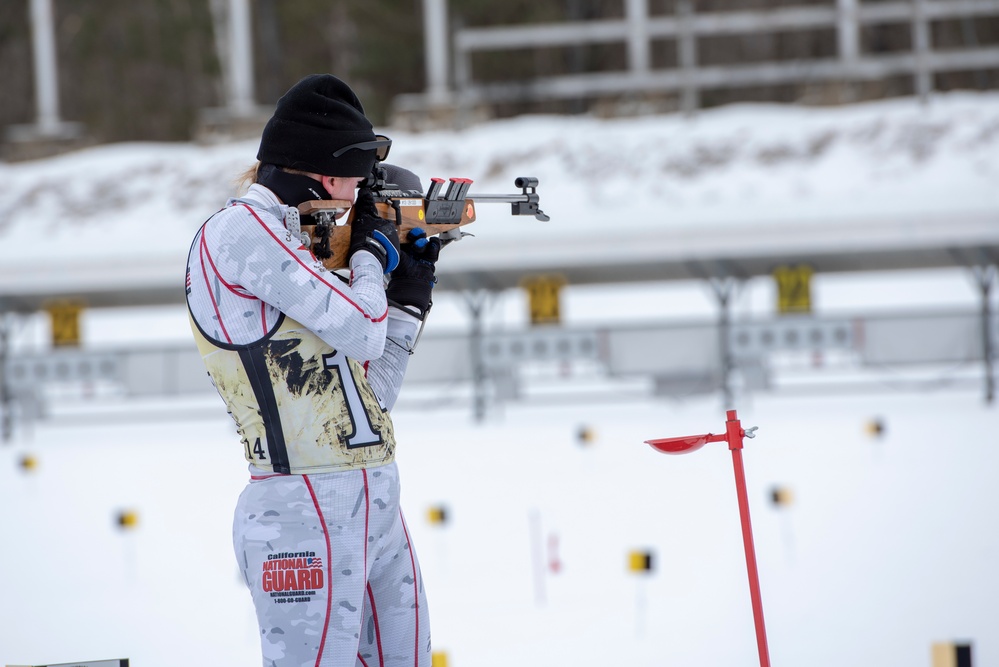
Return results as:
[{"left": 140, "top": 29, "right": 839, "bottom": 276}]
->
[{"left": 235, "top": 162, "right": 261, "bottom": 195}]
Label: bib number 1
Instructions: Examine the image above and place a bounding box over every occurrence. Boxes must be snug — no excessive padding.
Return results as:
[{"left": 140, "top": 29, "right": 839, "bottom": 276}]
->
[{"left": 322, "top": 351, "right": 383, "bottom": 448}]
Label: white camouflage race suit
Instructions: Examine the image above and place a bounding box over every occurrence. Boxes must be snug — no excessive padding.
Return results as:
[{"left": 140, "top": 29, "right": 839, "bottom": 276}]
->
[{"left": 185, "top": 182, "right": 430, "bottom": 667}]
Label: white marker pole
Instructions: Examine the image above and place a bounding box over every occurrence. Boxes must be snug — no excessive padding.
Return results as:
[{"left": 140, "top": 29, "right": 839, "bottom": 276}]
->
[
  {"left": 528, "top": 509, "right": 546, "bottom": 606},
  {"left": 228, "top": 0, "right": 255, "bottom": 116},
  {"left": 29, "top": 0, "right": 61, "bottom": 135}
]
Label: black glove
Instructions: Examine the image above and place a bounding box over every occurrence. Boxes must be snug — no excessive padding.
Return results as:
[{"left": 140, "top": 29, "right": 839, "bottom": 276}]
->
[
  {"left": 348, "top": 189, "right": 400, "bottom": 273},
  {"left": 386, "top": 228, "right": 441, "bottom": 320}
]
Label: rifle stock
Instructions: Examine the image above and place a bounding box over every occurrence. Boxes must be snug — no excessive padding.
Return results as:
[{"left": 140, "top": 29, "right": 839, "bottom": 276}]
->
[{"left": 298, "top": 176, "right": 546, "bottom": 271}]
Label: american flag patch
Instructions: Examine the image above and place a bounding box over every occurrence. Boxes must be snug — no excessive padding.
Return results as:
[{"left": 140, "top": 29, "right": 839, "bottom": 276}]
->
[{"left": 308, "top": 557, "right": 323, "bottom": 568}]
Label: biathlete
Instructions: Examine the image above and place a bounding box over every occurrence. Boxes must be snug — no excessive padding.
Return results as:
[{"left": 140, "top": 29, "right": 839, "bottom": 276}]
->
[{"left": 185, "top": 73, "right": 439, "bottom": 667}]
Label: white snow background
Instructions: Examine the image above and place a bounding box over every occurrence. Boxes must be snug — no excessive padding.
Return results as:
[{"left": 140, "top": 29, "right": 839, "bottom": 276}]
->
[{"left": 1, "top": 92, "right": 998, "bottom": 667}]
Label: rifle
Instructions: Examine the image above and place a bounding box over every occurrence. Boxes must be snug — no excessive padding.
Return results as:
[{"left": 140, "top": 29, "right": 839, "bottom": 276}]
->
[{"left": 290, "top": 167, "right": 549, "bottom": 271}]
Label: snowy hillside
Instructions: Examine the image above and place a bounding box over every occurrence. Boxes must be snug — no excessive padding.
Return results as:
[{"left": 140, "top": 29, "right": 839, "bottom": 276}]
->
[
  {"left": 0, "top": 92, "right": 997, "bottom": 303},
  {"left": 3, "top": 91, "right": 998, "bottom": 235}
]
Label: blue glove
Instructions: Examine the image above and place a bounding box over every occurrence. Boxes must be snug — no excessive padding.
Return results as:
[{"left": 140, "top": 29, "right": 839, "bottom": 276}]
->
[{"left": 348, "top": 189, "right": 400, "bottom": 273}]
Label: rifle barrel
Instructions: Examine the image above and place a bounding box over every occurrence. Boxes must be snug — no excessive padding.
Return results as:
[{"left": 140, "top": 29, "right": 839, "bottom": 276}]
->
[
  {"left": 470, "top": 194, "right": 534, "bottom": 203},
  {"left": 469, "top": 192, "right": 549, "bottom": 221}
]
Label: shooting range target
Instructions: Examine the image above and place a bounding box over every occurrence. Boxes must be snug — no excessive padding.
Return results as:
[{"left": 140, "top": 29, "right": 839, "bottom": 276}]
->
[
  {"left": 18, "top": 453, "right": 38, "bottom": 473},
  {"left": 865, "top": 417, "right": 886, "bottom": 439},
  {"left": 628, "top": 549, "right": 654, "bottom": 573},
  {"left": 115, "top": 509, "right": 139, "bottom": 531},
  {"left": 576, "top": 424, "right": 596, "bottom": 446},
  {"left": 427, "top": 505, "right": 448, "bottom": 525},
  {"left": 769, "top": 485, "right": 795, "bottom": 507},
  {"left": 932, "top": 641, "right": 973, "bottom": 667}
]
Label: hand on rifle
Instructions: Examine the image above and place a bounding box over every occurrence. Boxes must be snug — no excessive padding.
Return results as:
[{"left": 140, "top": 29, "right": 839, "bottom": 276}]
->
[
  {"left": 386, "top": 228, "right": 441, "bottom": 320},
  {"left": 348, "top": 188, "right": 400, "bottom": 273}
]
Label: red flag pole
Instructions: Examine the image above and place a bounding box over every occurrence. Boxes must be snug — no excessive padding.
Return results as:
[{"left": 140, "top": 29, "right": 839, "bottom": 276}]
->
[
  {"left": 646, "top": 409, "right": 771, "bottom": 667},
  {"left": 725, "top": 411, "right": 771, "bottom": 667}
]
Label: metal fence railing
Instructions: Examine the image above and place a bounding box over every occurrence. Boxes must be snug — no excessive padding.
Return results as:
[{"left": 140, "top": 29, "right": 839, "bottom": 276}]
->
[
  {"left": 395, "top": 0, "right": 999, "bottom": 118},
  {"left": 2, "top": 307, "right": 995, "bottom": 437}
]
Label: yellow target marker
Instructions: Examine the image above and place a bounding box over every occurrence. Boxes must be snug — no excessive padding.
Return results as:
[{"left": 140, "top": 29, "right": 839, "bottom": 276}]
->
[
  {"left": 932, "top": 641, "right": 972, "bottom": 667},
  {"left": 576, "top": 424, "right": 596, "bottom": 445},
  {"left": 427, "top": 505, "right": 448, "bottom": 525},
  {"left": 865, "top": 418, "right": 886, "bottom": 438},
  {"left": 19, "top": 454, "right": 38, "bottom": 473},
  {"left": 772, "top": 264, "right": 813, "bottom": 314},
  {"left": 431, "top": 651, "right": 449, "bottom": 667},
  {"left": 521, "top": 274, "right": 567, "bottom": 326},
  {"left": 769, "top": 486, "right": 795, "bottom": 508},
  {"left": 628, "top": 549, "right": 654, "bottom": 573},
  {"left": 116, "top": 509, "right": 139, "bottom": 530},
  {"left": 45, "top": 300, "right": 85, "bottom": 347}
]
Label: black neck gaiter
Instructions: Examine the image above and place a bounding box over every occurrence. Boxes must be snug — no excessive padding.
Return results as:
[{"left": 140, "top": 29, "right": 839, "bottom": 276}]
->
[{"left": 256, "top": 163, "right": 331, "bottom": 207}]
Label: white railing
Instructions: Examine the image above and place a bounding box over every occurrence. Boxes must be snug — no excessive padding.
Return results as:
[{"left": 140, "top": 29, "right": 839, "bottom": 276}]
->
[
  {"left": 2, "top": 308, "right": 994, "bottom": 436},
  {"left": 398, "top": 0, "right": 999, "bottom": 116}
]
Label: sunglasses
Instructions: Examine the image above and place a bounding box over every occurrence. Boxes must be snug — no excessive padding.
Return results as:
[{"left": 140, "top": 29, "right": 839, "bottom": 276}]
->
[{"left": 331, "top": 134, "right": 392, "bottom": 162}]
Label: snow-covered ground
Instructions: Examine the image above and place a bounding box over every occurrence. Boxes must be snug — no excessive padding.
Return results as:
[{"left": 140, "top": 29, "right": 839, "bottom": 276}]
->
[
  {"left": 1, "top": 93, "right": 998, "bottom": 667},
  {"left": 1, "top": 387, "right": 996, "bottom": 667}
]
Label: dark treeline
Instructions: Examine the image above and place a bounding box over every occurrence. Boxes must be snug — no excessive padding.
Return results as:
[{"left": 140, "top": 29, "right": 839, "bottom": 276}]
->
[
  {"left": 0, "top": 0, "right": 996, "bottom": 143},
  {"left": 0, "top": 0, "right": 428, "bottom": 142}
]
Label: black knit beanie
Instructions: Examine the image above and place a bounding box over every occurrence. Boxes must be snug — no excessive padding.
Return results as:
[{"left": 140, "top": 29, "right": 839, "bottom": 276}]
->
[{"left": 256, "top": 74, "right": 378, "bottom": 177}]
